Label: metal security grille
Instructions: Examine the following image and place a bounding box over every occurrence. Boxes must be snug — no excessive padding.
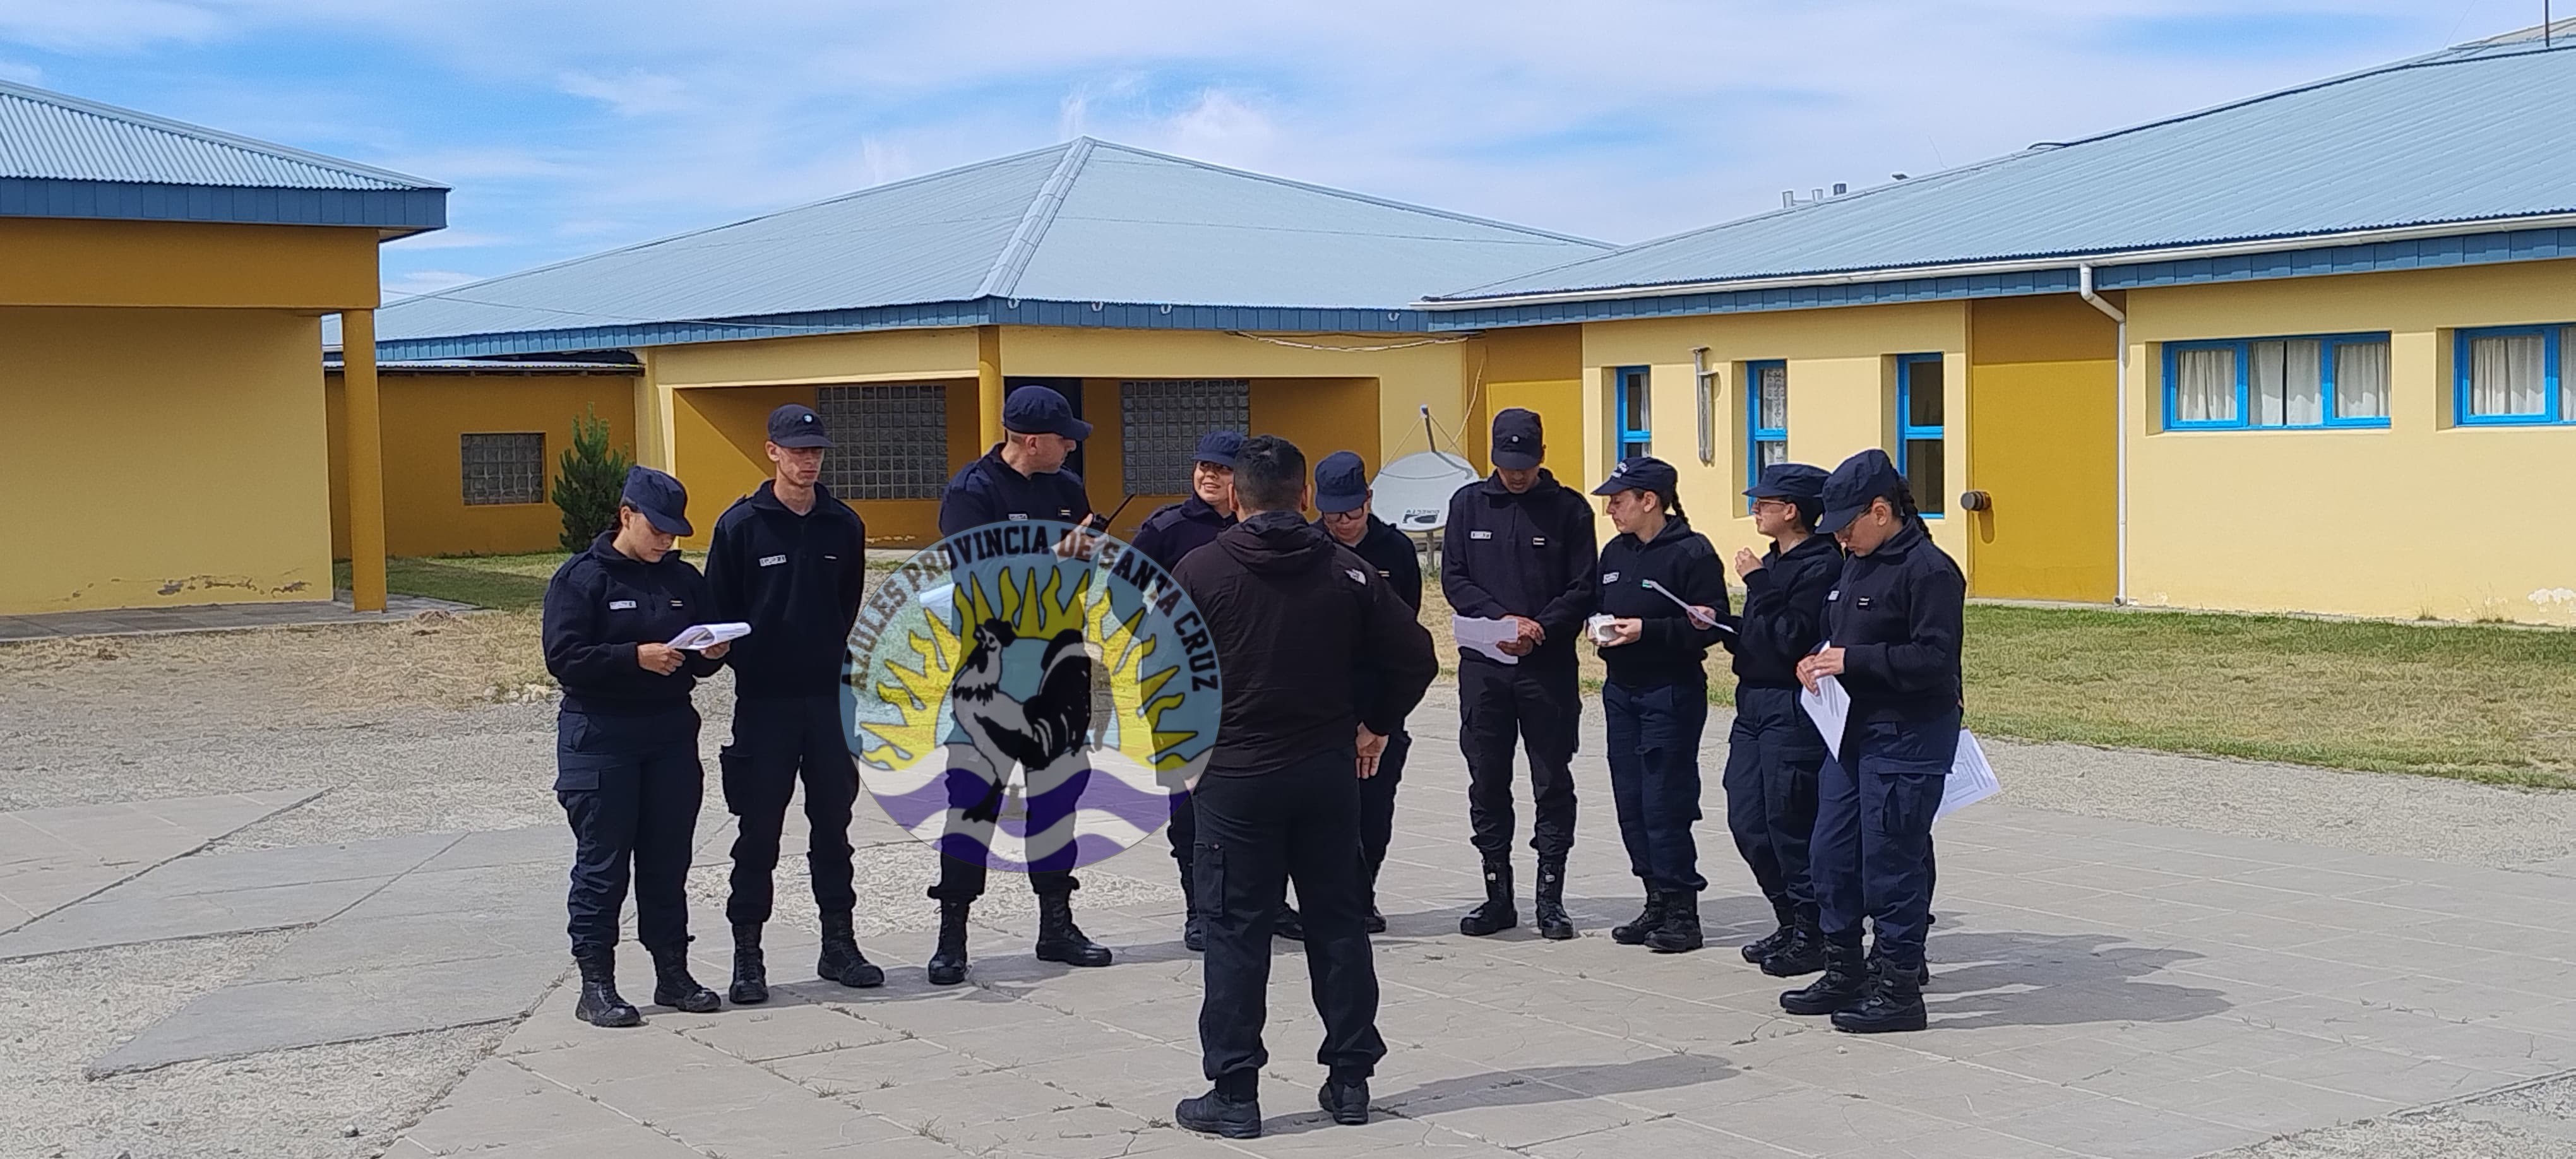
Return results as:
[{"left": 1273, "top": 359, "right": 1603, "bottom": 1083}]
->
[
  {"left": 818, "top": 384, "right": 949, "bottom": 500},
  {"left": 460, "top": 432, "right": 545, "bottom": 505},
  {"left": 1119, "top": 379, "right": 1249, "bottom": 494}
]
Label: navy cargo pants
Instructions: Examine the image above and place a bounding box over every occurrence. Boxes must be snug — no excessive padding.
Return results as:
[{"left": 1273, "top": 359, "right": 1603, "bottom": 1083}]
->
[
  {"left": 1602, "top": 681, "right": 1708, "bottom": 895},
  {"left": 1810, "top": 709, "right": 1957, "bottom": 971},
  {"left": 1723, "top": 686, "right": 1827, "bottom": 929},
  {"left": 1458, "top": 658, "right": 1580, "bottom": 863},
  {"left": 720, "top": 694, "right": 858, "bottom": 926},
  {"left": 556, "top": 708, "right": 704, "bottom": 957}
]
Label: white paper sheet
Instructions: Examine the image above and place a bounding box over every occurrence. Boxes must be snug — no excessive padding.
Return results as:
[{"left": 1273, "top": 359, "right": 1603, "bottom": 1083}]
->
[
  {"left": 1452, "top": 615, "right": 1522, "bottom": 665},
  {"left": 1798, "top": 672, "right": 1852, "bottom": 760},
  {"left": 1798, "top": 667, "right": 2003, "bottom": 820},
  {"left": 666, "top": 622, "right": 752, "bottom": 651},
  {"left": 1638, "top": 578, "right": 1734, "bottom": 634}
]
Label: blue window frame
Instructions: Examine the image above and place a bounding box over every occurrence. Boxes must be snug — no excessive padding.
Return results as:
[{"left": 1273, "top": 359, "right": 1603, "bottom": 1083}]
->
[
  {"left": 2455, "top": 324, "right": 2575, "bottom": 426},
  {"left": 1613, "top": 366, "right": 1652, "bottom": 461},
  {"left": 1746, "top": 360, "right": 1787, "bottom": 493},
  {"left": 2161, "top": 333, "right": 2393, "bottom": 431},
  {"left": 1895, "top": 354, "right": 1945, "bottom": 517}
]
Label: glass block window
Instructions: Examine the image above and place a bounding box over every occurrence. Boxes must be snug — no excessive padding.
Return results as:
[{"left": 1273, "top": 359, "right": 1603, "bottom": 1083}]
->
[
  {"left": 818, "top": 384, "right": 950, "bottom": 500},
  {"left": 460, "top": 432, "right": 545, "bottom": 506},
  {"left": 1748, "top": 360, "right": 1788, "bottom": 488},
  {"left": 1119, "top": 379, "right": 1249, "bottom": 494}
]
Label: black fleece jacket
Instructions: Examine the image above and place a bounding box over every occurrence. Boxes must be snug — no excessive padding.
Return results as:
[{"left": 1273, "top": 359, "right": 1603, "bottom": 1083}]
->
[
  {"left": 1824, "top": 519, "right": 1966, "bottom": 724},
  {"left": 542, "top": 533, "right": 725, "bottom": 716},
  {"left": 1592, "top": 515, "right": 1734, "bottom": 688},
  {"left": 705, "top": 480, "right": 868, "bottom": 699},
  {"left": 1440, "top": 470, "right": 1597, "bottom": 668},
  {"left": 1731, "top": 531, "right": 1841, "bottom": 690}
]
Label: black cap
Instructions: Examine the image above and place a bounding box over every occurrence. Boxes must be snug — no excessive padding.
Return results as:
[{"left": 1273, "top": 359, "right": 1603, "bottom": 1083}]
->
[
  {"left": 768, "top": 403, "right": 832, "bottom": 449},
  {"left": 1744, "top": 461, "right": 1828, "bottom": 503},
  {"left": 1491, "top": 407, "right": 1543, "bottom": 470},
  {"left": 1816, "top": 449, "right": 1902, "bottom": 535},
  {"left": 1590, "top": 456, "right": 1678, "bottom": 499},
  {"left": 1001, "top": 384, "right": 1093, "bottom": 441},
  {"left": 1193, "top": 431, "right": 1244, "bottom": 468},
  {"left": 621, "top": 465, "right": 693, "bottom": 537},
  {"left": 1314, "top": 450, "right": 1370, "bottom": 513}
]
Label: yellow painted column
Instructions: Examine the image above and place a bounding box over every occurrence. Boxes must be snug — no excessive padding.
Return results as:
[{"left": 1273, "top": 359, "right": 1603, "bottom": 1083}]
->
[
  {"left": 977, "top": 325, "right": 1005, "bottom": 446},
  {"left": 339, "top": 309, "right": 388, "bottom": 612}
]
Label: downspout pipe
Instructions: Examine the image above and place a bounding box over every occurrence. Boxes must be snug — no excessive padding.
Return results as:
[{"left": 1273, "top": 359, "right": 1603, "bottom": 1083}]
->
[{"left": 2077, "top": 264, "right": 2129, "bottom": 606}]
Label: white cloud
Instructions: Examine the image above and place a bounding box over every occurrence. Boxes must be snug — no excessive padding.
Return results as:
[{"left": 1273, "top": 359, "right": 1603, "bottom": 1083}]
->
[
  {"left": 382, "top": 269, "right": 478, "bottom": 298},
  {"left": 0, "top": 0, "right": 223, "bottom": 52},
  {"left": 383, "top": 230, "right": 511, "bottom": 251},
  {"left": 557, "top": 68, "right": 693, "bottom": 116},
  {"left": 0, "top": 56, "right": 38, "bottom": 82}
]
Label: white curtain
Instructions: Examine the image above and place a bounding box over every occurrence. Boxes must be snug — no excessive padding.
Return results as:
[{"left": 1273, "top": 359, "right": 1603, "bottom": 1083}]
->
[
  {"left": 2176, "top": 347, "right": 2236, "bottom": 422},
  {"left": 1756, "top": 366, "right": 1787, "bottom": 431},
  {"left": 2249, "top": 340, "right": 2323, "bottom": 425},
  {"left": 2566, "top": 328, "right": 2576, "bottom": 421},
  {"left": 2335, "top": 341, "right": 2390, "bottom": 420},
  {"left": 2470, "top": 335, "right": 2545, "bottom": 417}
]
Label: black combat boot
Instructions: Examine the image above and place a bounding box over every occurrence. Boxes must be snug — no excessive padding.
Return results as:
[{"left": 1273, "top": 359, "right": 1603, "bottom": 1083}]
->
[
  {"left": 926, "top": 901, "right": 971, "bottom": 986},
  {"left": 728, "top": 922, "right": 768, "bottom": 1005},
  {"left": 1760, "top": 917, "right": 1829, "bottom": 978},
  {"left": 1646, "top": 891, "right": 1702, "bottom": 953},
  {"left": 1866, "top": 942, "right": 1933, "bottom": 988},
  {"left": 1779, "top": 939, "right": 1871, "bottom": 1016},
  {"left": 1363, "top": 866, "right": 1387, "bottom": 935},
  {"left": 1035, "top": 891, "right": 1113, "bottom": 967},
  {"left": 1458, "top": 860, "right": 1517, "bottom": 936},
  {"left": 649, "top": 944, "right": 720, "bottom": 1014},
  {"left": 1740, "top": 903, "right": 1797, "bottom": 963},
  {"left": 1318, "top": 1071, "right": 1370, "bottom": 1126},
  {"left": 1180, "top": 865, "right": 1206, "bottom": 953},
  {"left": 1610, "top": 892, "right": 1666, "bottom": 946},
  {"left": 1174, "top": 1089, "right": 1262, "bottom": 1139},
  {"left": 1832, "top": 958, "right": 1928, "bottom": 1033},
  {"left": 572, "top": 949, "right": 641, "bottom": 1028},
  {"left": 1532, "top": 857, "right": 1575, "bottom": 941},
  {"left": 817, "top": 911, "right": 886, "bottom": 989}
]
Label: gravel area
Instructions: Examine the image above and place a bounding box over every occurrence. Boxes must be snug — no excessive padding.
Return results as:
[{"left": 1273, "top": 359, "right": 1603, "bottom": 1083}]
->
[{"left": 2216, "top": 1075, "right": 2576, "bottom": 1158}]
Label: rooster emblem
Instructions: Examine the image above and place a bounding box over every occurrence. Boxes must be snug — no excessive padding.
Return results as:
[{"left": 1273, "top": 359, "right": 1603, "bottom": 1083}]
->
[{"left": 948, "top": 618, "right": 1096, "bottom": 823}]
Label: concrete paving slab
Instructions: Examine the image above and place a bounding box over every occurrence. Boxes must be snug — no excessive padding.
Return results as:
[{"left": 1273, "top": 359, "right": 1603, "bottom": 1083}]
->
[
  {"left": 0, "top": 874, "right": 385, "bottom": 960},
  {"left": 90, "top": 948, "right": 560, "bottom": 1075},
  {"left": 0, "top": 790, "right": 323, "bottom": 930}
]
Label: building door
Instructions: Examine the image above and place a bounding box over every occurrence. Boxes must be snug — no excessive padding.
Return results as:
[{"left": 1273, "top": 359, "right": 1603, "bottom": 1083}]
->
[{"left": 1966, "top": 297, "right": 2118, "bottom": 602}]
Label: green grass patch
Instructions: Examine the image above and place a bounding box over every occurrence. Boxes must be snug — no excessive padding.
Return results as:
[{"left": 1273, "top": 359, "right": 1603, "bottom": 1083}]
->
[{"left": 335, "top": 552, "right": 562, "bottom": 615}]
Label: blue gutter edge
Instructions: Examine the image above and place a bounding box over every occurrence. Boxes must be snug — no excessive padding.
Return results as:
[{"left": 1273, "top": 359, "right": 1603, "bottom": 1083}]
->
[{"left": 0, "top": 178, "right": 447, "bottom": 233}]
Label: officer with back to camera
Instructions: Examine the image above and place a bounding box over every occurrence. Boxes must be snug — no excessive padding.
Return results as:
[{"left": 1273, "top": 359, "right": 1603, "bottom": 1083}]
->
[
  {"left": 1784, "top": 448, "right": 1964, "bottom": 1035},
  {"left": 924, "top": 383, "right": 1115, "bottom": 985},
  {"left": 1126, "top": 430, "right": 1243, "bottom": 952},
  {"left": 1167, "top": 435, "right": 1438, "bottom": 1139},
  {"left": 1725, "top": 462, "right": 1841, "bottom": 978},
  {"left": 542, "top": 465, "right": 730, "bottom": 1027},
  {"left": 1312, "top": 449, "right": 1424, "bottom": 935},
  {"left": 1441, "top": 407, "right": 1597, "bottom": 940},
  {"left": 704, "top": 403, "right": 880, "bottom": 1006}
]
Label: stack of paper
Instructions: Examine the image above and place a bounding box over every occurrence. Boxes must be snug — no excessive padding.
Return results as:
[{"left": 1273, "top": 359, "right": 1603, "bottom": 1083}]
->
[
  {"left": 1797, "top": 668, "right": 2001, "bottom": 820},
  {"left": 1452, "top": 616, "right": 1522, "bottom": 665},
  {"left": 667, "top": 622, "right": 752, "bottom": 651}
]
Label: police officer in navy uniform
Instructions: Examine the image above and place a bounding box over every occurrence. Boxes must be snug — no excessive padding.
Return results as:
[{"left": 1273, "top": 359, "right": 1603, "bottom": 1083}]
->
[
  {"left": 1128, "top": 431, "right": 1242, "bottom": 952},
  {"left": 1589, "top": 456, "right": 1732, "bottom": 954},
  {"left": 705, "top": 404, "right": 880, "bottom": 1005},
  {"left": 1168, "top": 435, "right": 1438, "bottom": 1139},
  {"left": 542, "top": 465, "right": 730, "bottom": 1027},
  {"left": 1441, "top": 408, "right": 1597, "bottom": 940},
  {"left": 924, "top": 383, "right": 1114, "bottom": 985},
  {"left": 1311, "top": 451, "right": 1424, "bottom": 936},
  {"left": 1726, "top": 463, "right": 1841, "bottom": 977},
  {"left": 1782, "top": 449, "right": 1963, "bottom": 1035}
]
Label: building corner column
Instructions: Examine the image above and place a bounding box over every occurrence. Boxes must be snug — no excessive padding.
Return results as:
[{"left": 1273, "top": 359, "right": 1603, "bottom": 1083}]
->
[
  {"left": 340, "top": 309, "right": 387, "bottom": 612},
  {"left": 977, "top": 325, "right": 1005, "bottom": 447}
]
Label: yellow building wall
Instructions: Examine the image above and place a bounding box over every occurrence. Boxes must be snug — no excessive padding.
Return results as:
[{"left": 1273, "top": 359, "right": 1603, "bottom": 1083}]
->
[
  {"left": 1, "top": 307, "right": 333, "bottom": 614},
  {"left": 0, "top": 218, "right": 379, "bottom": 311},
  {"left": 2124, "top": 259, "right": 2576, "bottom": 624},
  {"left": 1470, "top": 325, "right": 1584, "bottom": 472},
  {"left": 1965, "top": 295, "right": 2120, "bottom": 602},
  {"left": 1577, "top": 302, "right": 1971, "bottom": 571},
  {"left": 1251, "top": 377, "right": 1381, "bottom": 514},
  {"left": 324, "top": 372, "right": 640, "bottom": 558}
]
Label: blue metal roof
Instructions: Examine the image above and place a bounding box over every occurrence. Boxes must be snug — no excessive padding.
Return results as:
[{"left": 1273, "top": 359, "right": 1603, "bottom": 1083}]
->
[
  {"left": 0, "top": 79, "right": 446, "bottom": 232},
  {"left": 1431, "top": 27, "right": 2576, "bottom": 307},
  {"left": 371, "top": 138, "right": 1604, "bottom": 354}
]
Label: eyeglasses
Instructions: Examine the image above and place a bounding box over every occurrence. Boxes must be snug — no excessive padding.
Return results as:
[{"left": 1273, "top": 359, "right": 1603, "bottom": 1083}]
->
[{"left": 1751, "top": 498, "right": 1798, "bottom": 513}]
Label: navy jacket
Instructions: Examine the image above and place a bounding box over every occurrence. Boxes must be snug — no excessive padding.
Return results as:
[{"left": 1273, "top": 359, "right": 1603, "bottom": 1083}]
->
[
  {"left": 1732, "top": 532, "right": 1842, "bottom": 691},
  {"left": 1172, "top": 512, "right": 1438, "bottom": 777},
  {"left": 1440, "top": 470, "right": 1598, "bottom": 668},
  {"left": 1593, "top": 515, "right": 1734, "bottom": 689},
  {"left": 939, "top": 444, "right": 1093, "bottom": 536},
  {"left": 1320, "top": 514, "right": 1423, "bottom": 613},
  {"left": 1129, "top": 494, "right": 1233, "bottom": 572},
  {"left": 705, "top": 480, "right": 868, "bottom": 699},
  {"left": 543, "top": 533, "right": 725, "bottom": 716},
  {"left": 1825, "top": 520, "right": 1965, "bottom": 724}
]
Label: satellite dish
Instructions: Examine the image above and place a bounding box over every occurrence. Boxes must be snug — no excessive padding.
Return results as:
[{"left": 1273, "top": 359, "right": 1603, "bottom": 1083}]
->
[{"left": 1373, "top": 449, "right": 1481, "bottom": 533}]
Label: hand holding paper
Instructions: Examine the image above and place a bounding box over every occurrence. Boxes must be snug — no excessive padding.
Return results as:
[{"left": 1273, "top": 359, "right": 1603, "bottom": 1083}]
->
[
  {"left": 667, "top": 622, "right": 752, "bottom": 651},
  {"left": 1452, "top": 616, "right": 1522, "bottom": 665},
  {"left": 1640, "top": 578, "right": 1731, "bottom": 633}
]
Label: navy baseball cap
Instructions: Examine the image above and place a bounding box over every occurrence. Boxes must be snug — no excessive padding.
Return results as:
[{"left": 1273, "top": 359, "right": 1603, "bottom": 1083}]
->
[
  {"left": 1193, "top": 431, "right": 1244, "bottom": 468},
  {"left": 1001, "top": 384, "right": 1093, "bottom": 441},
  {"left": 768, "top": 403, "right": 832, "bottom": 449},
  {"left": 1590, "top": 456, "right": 1678, "bottom": 499},
  {"left": 1314, "top": 450, "right": 1371, "bottom": 514},
  {"left": 1744, "top": 462, "right": 1828, "bottom": 504},
  {"left": 621, "top": 465, "right": 693, "bottom": 537},
  {"left": 1491, "top": 408, "right": 1543, "bottom": 470},
  {"left": 1816, "top": 449, "right": 1902, "bottom": 535}
]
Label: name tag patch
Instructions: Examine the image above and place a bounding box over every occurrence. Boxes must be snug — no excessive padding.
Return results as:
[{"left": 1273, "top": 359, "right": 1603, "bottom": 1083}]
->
[
  {"left": 1532, "top": 537, "right": 1548, "bottom": 547},
  {"left": 1856, "top": 597, "right": 1873, "bottom": 609},
  {"left": 1827, "top": 590, "right": 1841, "bottom": 602},
  {"left": 758, "top": 554, "right": 787, "bottom": 568},
  {"left": 1469, "top": 530, "right": 1494, "bottom": 540},
  {"left": 1602, "top": 571, "right": 1621, "bottom": 583},
  {"left": 1007, "top": 513, "right": 1029, "bottom": 521},
  {"left": 608, "top": 600, "right": 637, "bottom": 610}
]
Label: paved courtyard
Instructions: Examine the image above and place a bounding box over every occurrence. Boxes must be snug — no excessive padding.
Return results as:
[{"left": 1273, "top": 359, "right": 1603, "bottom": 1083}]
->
[{"left": 9, "top": 693, "right": 2576, "bottom": 1159}]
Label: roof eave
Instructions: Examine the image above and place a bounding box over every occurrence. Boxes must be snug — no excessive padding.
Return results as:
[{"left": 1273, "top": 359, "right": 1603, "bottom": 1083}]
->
[{"left": 0, "top": 177, "right": 448, "bottom": 232}]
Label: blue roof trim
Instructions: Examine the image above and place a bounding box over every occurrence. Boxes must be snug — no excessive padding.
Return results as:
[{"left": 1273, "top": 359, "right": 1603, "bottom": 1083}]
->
[
  {"left": 0, "top": 177, "right": 446, "bottom": 231},
  {"left": 371, "top": 296, "right": 1440, "bottom": 359},
  {"left": 1427, "top": 226, "right": 2576, "bottom": 330}
]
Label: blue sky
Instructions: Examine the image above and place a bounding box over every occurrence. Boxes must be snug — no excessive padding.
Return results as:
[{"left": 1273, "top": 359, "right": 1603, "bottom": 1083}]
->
[{"left": 0, "top": 1, "right": 2523, "bottom": 299}]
